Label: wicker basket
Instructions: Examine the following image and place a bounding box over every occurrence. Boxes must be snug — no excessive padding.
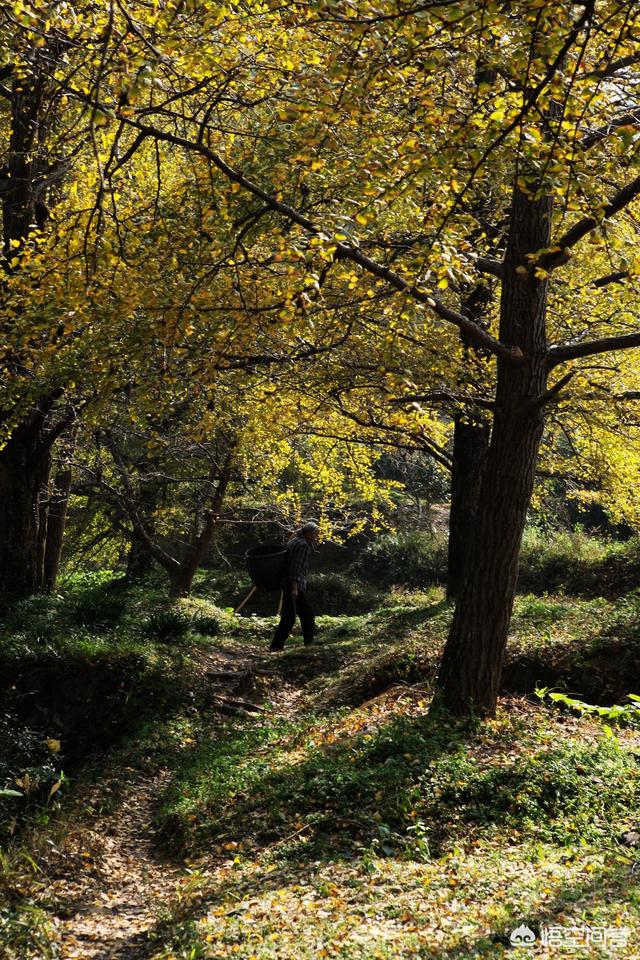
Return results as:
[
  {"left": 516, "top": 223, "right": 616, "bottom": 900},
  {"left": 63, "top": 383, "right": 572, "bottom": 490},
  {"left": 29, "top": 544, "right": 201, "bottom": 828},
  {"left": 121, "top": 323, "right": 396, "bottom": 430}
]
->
[{"left": 246, "top": 543, "right": 288, "bottom": 591}]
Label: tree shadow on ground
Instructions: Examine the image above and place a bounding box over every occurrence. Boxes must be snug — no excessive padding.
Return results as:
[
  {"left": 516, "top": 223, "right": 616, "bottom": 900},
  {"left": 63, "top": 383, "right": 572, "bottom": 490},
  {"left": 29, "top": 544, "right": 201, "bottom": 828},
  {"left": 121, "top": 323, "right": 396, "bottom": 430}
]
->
[
  {"left": 139, "top": 705, "right": 638, "bottom": 958},
  {"left": 272, "top": 598, "right": 450, "bottom": 691}
]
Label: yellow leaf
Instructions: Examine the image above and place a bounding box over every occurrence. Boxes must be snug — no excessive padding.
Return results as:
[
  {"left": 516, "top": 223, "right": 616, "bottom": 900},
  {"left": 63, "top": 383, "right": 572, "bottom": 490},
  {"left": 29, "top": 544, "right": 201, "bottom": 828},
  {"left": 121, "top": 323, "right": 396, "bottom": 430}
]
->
[{"left": 48, "top": 780, "right": 62, "bottom": 799}]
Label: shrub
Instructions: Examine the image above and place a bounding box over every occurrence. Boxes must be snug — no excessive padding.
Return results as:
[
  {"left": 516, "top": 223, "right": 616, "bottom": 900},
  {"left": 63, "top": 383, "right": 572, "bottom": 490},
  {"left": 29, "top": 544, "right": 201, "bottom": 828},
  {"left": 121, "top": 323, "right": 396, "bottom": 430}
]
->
[
  {"left": 145, "top": 609, "right": 191, "bottom": 642},
  {"left": 350, "top": 531, "right": 447, "bottom": 589},
  {"left": 518, "top": 527, "right": 640, "bottom": 597},
  {"left": 191, "top": 615, "right": 221, "bottom": 637},
  {"left": 309, "top": 572, "right": 379, "bottom": 615}
]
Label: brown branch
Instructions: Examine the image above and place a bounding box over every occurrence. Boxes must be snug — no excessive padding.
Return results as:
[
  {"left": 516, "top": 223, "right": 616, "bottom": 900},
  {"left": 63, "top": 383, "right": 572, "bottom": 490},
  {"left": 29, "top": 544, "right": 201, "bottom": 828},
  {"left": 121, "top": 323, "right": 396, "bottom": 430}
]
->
[
  {"left": 180, "top": 447, "right": 235, "bottom": 581},
  {"left": 541, "top": 174, "right": 640, "bottom": 271},
  {"left": 592, "top": 269, "right": 629, "bottom": 288},
  {"left": 474, "top": 256, "right": 504, "bottom": 280},
  {"left": 104, "top": 432, "right": 181, "bottom": 573},
  {"left": 580, "top": 107, "right": 640, "bottom": 150},
  {"left": 548, "top": 331, "right": 640, "bottom": 368},
  {"left": 392, "top": 391, "right": 496, "bottom": 412},
  {"left": 530, "top": 371, "right": 574, "bottom": 407},
  {"left": 63, "top": 96, "right": 523, "bottom": 366}
]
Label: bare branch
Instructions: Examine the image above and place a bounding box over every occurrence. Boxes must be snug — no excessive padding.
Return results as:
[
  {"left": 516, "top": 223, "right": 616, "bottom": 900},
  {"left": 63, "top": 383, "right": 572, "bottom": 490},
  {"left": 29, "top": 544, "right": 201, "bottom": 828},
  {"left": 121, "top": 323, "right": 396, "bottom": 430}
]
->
[
  {"left": 592, "top": 269, "right": 629, "bottom": 288},
  {"left": 548, "top": 331, "right": 640, "bottom": 368},
  {"left": 474, "top": 256, "right": 504, "bottom": 280}
]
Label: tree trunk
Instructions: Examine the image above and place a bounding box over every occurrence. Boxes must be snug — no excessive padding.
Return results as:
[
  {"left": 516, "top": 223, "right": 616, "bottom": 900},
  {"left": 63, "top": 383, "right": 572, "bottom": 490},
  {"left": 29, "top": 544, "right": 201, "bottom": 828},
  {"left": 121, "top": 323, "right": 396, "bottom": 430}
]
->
[
  {"left": 42, "top": 465, "right": 73, "bottom": 591},
  {"left": 0, "top": 59, "right": 57, "bottom": 601},
  {"left": 437, "top": 186, "right": 552, "bottom": 717},
  {"left": 446, "top": 417, "right": 490, "bottom": 599},
  {"left": 36, "top": 485, "right": 50, "bottom": 590},
  {"left": 125, "top": 466, "right": 164, "bottom": 581},
  {"left": 0, "top": 423, "right": 51, "bottom": 600},
  {"left": 167, "top": 453, "right": 234, "bottom": 598},
  {"left": 126, "top": 537, "right": 155, "bottom": 580},
  {"left": 168, "top": 568, "right": 194, "bottom": 599}
]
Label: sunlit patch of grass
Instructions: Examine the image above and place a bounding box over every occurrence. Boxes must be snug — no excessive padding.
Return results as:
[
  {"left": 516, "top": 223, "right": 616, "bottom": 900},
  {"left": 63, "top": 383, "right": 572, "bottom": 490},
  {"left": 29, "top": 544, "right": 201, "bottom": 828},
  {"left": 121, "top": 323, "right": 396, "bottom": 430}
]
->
[{"left": 148, "top": 696, "right": 640, "bottom": 960}]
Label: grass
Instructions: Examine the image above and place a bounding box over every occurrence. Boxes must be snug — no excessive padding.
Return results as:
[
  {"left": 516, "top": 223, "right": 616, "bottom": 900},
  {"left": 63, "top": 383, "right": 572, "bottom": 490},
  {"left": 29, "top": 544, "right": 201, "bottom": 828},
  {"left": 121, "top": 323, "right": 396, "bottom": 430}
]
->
[
  {"left": 147, "top": 699, "right": 640, "bottom": 960},
  {"left": 1, "top": 568, "right": 640, "bottom": 958}
]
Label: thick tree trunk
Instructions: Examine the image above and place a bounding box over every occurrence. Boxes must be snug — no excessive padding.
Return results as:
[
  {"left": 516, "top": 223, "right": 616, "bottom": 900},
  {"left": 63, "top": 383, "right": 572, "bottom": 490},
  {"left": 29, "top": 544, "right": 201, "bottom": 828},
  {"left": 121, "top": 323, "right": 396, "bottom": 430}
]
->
[
  {"left": 0, "top": 61, "right": 57, "bottom": 601},
  {"left": 42, "top": 465, "right": 73, "bottom": 591},
  {"left": 0, "top": 423, "right": 51, "bottom": 600},
  {"left": 446, "top": 416, "right": 490, "bottom": 600},
  {"left": 437, "top": 187, "right": 552, "bottom": 717}
]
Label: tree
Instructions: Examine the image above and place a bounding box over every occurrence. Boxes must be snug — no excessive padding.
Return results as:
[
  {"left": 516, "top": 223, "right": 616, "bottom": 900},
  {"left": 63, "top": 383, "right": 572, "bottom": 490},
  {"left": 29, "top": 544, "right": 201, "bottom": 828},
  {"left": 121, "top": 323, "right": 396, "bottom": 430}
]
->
[
  {"left": 4, "top": 0, "right": 640, "bottom": 719},
  {"left": 103, "top": 0, "right": 640, "bottom": 715}
]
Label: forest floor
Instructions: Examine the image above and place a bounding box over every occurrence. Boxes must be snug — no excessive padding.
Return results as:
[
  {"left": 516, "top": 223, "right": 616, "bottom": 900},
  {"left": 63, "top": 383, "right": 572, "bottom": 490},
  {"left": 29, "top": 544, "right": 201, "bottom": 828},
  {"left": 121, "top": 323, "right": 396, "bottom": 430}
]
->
[{"left": 1, "top": 578, "right": 640, "bottom": 959}]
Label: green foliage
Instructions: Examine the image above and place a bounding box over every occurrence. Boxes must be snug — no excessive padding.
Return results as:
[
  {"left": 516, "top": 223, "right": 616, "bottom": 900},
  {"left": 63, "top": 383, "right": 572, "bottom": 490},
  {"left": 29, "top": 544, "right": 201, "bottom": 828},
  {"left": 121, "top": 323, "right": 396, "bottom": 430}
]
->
[
  {"left": 145, "top": 609, "right": 192, "bottom": 642},
  {"left": 423, "top": 738, "right": 638, "bottom": 846},
  {"left": 156, "top": 702, "right": 638, "bottom": 862},
  {"left": 351, "top": 531, "right": 447, "bottom": 589},
  {"left": 65, "top": 580, "right": 128, "bottom": 630},
  {"left": 518, "top": 527, "right": 640, "bottom": 596},
  {"left": 537, "top": 689, "right": 640, "bottom": 728},
  {"left": 0, "top": 903, "right": 59, "bottom": 960},
  {"left": 0, "top": 711, "right": 62, "bottom": 825},
  {"left": 190, "top": 614, "right": 221, "bottom": 638},
  {"left": 0, "top": 575, "right": 218, "bottom": 838},
  {"left": 307, "top": 572, "right": 380, "bottom": 616}
]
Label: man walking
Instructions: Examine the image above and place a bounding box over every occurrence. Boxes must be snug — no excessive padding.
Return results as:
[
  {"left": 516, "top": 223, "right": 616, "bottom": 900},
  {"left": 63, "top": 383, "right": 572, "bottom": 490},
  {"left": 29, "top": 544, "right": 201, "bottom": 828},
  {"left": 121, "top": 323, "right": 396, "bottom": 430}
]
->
[{"left": 270, "top": 521, "right": 318, "bottom": 652}]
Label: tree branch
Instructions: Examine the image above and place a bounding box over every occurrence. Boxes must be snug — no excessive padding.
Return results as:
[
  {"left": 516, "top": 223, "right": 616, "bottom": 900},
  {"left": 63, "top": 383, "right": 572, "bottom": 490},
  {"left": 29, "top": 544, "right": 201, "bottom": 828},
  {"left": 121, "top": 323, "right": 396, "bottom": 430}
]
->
[
  {"left": 592, "top": 269, "right": 629, "bottom": 288},
  {"left": 104, "top": 432, "right": 181, "bottom": 573},
  {"left": 548, "top": 331, "right": 640, "bottom": 368},
  {"left": 474, "top": 256, "right": 504, "bottom": 280},
  {"left": 67, "top": 98, "right": 524, "bottom": 366},
  {"left": 540, "top": 173, "right": 640, "bottom": 271}
]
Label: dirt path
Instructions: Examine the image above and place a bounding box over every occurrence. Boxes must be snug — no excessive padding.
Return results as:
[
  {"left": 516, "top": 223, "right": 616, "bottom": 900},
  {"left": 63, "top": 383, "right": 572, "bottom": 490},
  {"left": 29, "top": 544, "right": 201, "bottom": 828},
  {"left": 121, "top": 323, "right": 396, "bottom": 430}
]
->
[
  {"left": 51, "top": 643, "right": 277, "bottom": 960},
  {"left": 54, "top": 768, "right": 179, "bottom": 960}
]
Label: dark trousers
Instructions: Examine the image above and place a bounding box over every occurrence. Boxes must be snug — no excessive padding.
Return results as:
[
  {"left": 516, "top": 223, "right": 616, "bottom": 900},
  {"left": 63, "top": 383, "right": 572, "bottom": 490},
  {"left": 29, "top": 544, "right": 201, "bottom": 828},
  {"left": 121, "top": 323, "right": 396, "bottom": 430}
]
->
[{"left": 270, "top": 591, "right": 315, "bottom": 651}]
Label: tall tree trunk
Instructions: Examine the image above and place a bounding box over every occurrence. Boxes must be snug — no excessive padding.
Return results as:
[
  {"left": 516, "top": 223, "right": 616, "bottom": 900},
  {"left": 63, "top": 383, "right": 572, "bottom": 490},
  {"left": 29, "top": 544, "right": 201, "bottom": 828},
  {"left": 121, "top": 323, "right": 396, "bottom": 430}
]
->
[
  {"left": 446, "top": 416, "right": 490, "bottom": 599},
  {"left": 437, "top": 186, "right": 552, "bottom": 717},
  {"left": 0, "top": 420, "right": 51, "bottom": 600},
  {"left": 42, "top": 465, "right": 73, "bottom": 591},
  {"left": 0, "top": 56, "right": 57, "bottom": 601},
  {"left": 126, "top": 537, "right": 154, "bottom": 580}
]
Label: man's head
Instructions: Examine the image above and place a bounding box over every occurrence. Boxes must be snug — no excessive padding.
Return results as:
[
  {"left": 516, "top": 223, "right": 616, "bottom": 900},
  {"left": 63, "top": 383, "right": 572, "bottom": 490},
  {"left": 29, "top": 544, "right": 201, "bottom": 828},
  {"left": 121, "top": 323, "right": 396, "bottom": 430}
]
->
[{"left": 301, "top": 520, "right": 319, "bottom": 544}]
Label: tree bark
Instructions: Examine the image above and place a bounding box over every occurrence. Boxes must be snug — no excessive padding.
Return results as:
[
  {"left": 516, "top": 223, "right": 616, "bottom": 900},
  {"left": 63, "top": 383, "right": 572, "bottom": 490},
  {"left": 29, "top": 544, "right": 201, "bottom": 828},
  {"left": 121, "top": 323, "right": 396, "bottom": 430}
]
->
[
  {"left": 42, "top": 465, "right": 73, "bottom": 591},
  {"left": 0, "top": 55, "right": 58, "bottom": 601},
  {"left": 437, "top": 186, "right": 552, "bottom": 717},
  {"left": 126, "top": 537, "right": 155, "bottom": 580},
  {"left": 0, "top": 419, "right": 51, "bottom": 599},
  {"left": 167, "top": 454, "right": 234, "bottom": 598},
  {"left": 446, "top": 416, "right": 490, "bottom": 600}
]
